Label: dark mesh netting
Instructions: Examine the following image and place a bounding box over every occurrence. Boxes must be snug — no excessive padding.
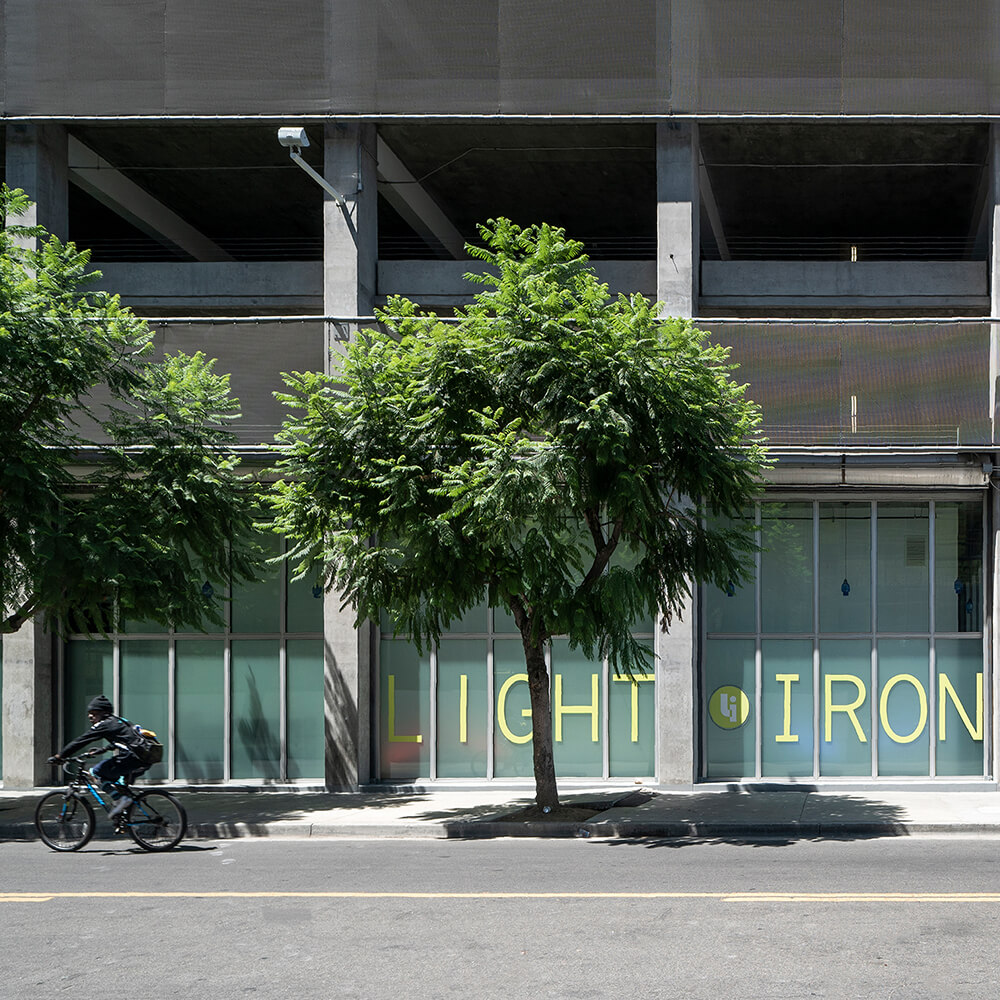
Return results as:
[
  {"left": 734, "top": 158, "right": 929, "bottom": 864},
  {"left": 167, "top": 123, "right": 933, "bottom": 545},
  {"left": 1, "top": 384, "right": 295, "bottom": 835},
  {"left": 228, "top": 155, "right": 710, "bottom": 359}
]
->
[
  {"left": 707, "top": 323, "right": 991, "bottom": 447},
  {"left": 3, "top": 0, "right": 1000, "bottom": 117}
]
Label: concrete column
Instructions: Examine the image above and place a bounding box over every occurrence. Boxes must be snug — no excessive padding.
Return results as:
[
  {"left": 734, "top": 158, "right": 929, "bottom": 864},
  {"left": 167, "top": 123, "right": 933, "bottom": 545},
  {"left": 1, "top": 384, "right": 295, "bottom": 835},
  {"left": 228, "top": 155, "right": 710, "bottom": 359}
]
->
[
  {"left": 5, "top": 123, "right": 69, "bottom": 242},
  {"left": 655, "top": 123, "right": 700, "bottom": 785},
  {"left": 321, "top": 122, "right": 378, "bottom": 790},
  {"left": 656, "top": 121, "right": 700, "bottom": 317},
  {"left": 655, "top": 595, "right": 697, "bottom": 785},
  {"left": 1, "top": 618, "right": 54, "bottom": 788}
]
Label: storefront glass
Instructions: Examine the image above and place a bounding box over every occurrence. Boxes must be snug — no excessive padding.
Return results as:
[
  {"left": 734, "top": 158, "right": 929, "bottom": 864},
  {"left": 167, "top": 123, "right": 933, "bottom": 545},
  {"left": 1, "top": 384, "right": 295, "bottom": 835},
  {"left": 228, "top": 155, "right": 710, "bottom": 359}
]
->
[{"left": 704, "top": 498, "right": 987, "bottom": 779}]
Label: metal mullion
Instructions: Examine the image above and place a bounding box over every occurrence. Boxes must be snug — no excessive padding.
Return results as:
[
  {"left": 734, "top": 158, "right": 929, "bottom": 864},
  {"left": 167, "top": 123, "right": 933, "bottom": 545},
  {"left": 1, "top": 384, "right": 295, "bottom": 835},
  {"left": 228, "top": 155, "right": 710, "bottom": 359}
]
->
[
  {"left": 757, "top": 503, "right": 764, "bottom": 780},
  {"left": 988, "top": 486, "right": 996, "bottom": 780},
  {"left": 112, "top": 639, "right": 121, "bottom": 716},
  {"left": 812, "top": 501, "right": 820, "bottom": 779},
  {"left": 486, "top": 609, "right": 495, "bottom": 780},
  {"left": 929, "top": 500, "right": 937, "bottom": 778},
  {"left": 870, "top": 502, "right": 878, "bottom": 779},
  {"left": 429, "top": 642, "right": 438, "bottom": 781},
  {"left": 279, "top": 541, "right": 288, "bottom": 782},
  {"left": 167, "top": 640, "right": 176, "bottom": 783},
  {"left": 602, "top": 654, "right": 610, "bottom": 780}
]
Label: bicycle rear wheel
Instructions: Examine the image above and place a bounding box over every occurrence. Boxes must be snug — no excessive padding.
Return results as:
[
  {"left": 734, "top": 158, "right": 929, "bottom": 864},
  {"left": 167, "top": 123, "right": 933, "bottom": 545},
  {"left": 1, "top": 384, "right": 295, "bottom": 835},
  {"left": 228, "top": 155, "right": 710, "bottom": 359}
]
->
[
  {"left": 126, "top": 791, "right": 186, "bottom": 851},
  {"left": 35, "top": 791, "right": 95, "bottom": 851}
]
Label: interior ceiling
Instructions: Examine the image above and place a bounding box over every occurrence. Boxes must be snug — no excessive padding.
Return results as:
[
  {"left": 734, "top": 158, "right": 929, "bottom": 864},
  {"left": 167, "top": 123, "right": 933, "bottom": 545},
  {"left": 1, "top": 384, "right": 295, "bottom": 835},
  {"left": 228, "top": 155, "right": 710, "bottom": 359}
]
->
[{"left": 52, "top": 121, "right": 993, "bottom": 262}]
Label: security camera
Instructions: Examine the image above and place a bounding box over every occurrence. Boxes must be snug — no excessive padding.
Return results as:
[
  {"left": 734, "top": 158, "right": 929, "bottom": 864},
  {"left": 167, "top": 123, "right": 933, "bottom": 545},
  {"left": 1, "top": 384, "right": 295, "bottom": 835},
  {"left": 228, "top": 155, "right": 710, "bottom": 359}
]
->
[{"left": 277, "top": 127, "right": 310, "bottom": 150}]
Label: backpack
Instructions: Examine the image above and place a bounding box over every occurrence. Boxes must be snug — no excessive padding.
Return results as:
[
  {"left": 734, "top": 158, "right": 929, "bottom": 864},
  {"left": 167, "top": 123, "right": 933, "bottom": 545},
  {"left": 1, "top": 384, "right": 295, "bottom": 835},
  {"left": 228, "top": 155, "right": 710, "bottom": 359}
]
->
[{"left": 122, "top": 718, "right": 164, "bottom": 765}]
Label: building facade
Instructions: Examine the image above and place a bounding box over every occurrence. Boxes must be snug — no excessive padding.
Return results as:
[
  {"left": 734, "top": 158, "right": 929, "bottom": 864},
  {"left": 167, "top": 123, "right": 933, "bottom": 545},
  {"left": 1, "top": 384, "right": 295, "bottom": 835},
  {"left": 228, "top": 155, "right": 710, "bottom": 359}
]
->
[{"left": 1, "top": 0, "right": 998, "bottom": 789}]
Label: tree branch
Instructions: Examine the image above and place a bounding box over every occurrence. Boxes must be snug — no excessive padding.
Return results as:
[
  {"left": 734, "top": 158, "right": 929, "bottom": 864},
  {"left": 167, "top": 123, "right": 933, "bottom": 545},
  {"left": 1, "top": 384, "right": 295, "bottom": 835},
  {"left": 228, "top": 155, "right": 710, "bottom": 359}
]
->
[
  {"left": 577, "top": 517, "right": 623, "bottom": 596},
  {"left": 2, "top": 594, "right": 40, "bottom": 635}
]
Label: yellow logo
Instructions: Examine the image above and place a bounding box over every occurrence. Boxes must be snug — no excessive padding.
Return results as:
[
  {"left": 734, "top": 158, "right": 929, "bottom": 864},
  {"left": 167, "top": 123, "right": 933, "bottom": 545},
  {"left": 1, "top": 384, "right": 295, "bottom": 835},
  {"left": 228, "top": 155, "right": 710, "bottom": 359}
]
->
[{"left": 709, "top": 686, "right": 751, "bottom": 730}]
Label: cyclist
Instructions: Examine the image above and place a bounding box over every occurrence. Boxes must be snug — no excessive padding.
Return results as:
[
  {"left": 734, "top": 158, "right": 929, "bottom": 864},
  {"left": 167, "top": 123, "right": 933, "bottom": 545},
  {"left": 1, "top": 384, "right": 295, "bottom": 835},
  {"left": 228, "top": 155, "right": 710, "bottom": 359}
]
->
[{"left": 49, "top": 695, "right": 149, "bottom": 818}]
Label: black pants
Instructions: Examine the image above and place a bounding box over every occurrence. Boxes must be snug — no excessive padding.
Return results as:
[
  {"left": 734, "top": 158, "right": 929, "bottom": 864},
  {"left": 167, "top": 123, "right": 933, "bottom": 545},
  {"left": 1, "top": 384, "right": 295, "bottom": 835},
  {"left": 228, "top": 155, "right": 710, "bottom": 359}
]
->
[{"left": 93, "top": 751, "right": 147, "bottom": 790}]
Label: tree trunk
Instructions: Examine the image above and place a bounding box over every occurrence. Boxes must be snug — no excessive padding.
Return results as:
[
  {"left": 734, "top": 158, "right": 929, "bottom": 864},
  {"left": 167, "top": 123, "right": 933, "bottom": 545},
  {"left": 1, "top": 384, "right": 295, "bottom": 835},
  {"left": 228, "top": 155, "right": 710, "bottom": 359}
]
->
[{"left": 521, "top": 630, "right": 560, "bottom": 809}]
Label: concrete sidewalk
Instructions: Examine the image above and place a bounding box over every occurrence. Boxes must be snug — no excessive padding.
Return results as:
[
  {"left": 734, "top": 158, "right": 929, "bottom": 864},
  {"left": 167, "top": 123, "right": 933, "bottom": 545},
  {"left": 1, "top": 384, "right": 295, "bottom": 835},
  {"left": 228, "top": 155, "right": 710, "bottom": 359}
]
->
[{"left": 5, "top": 783, "right": 1000, "bottom": 841}]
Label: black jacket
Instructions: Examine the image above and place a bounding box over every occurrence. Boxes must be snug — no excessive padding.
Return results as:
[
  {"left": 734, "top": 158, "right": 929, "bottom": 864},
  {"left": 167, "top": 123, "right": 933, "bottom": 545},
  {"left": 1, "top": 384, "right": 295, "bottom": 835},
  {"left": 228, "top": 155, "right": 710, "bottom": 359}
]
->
[{"left": 59, "top": 716, "right": 147, "bottom": 760}]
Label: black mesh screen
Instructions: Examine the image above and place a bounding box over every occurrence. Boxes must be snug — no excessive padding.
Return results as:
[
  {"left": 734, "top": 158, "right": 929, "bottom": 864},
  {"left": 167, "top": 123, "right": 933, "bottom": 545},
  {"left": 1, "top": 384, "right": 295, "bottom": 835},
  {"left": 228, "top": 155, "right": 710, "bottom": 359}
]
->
[
  {"left": 708, "top": 323, "right": 991, "bottom": 447},
  {"left": 4, "top": 0, "right": 1000, "bottom": 116}
]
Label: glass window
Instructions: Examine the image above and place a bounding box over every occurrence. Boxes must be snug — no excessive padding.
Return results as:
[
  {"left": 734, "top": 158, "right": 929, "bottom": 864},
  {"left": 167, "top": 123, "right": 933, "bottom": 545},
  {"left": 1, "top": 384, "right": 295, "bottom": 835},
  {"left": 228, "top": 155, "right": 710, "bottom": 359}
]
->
[
  {"left": 609, "top": 642, "right": 655, "bottom": 777},
  {"left": 936, "top": 638, "right": 984, "bottom": 776},
  {"left": 761, "top": 640, "right": 813, "bottom": 777},
  {"left": 493, "top": 638, "right": 534, "bottom": 777},
  {"left": 877, "top": 639, "right": 930, "bottom": 776},
  {"left": 120, "top": 639, "right": 170, "bottom": 779},
  {"left": 551, "top": 640, "right": 603, "bottom": 777},
  {"left": 436, "top": 640, "right": 488, "bottom": 778},
  {"left": 877, "top": 504, "right": 929, "bottom": 633},
  {"left": 63, "top": 642, "right": 113, "bottom": 748},
  {"left": 287, "top": 562, "right": 323, "bottom": 634},
  {"left": 704, "top": 514, "right": 756, "bottom": 634},
  {"left": 231, "top": 639, "right": 281, "bottom": 779},
  {"left": 286, "top": 639, "right": 325, "bottom": 779},
  {"left": 761, "top": 503, "right": 813, "bottom": 633},
  {"left": 704, "top": 639, "right": 755, "bottom": 778},
  {"left": 379, "top": 639, "right": 430, "bottom": 780},
  {"left": 819, "top": 639, "right": 872, "bottom": 777},
  {"left": 175, "top": 640, "right": 225, "bottom": 781},
  {"left": 232, "top": 533, "right": 281, "bottom": 634},
  {"left": 819, "top": 502, "right": 871, "bottom": 633},
  {"left": 935, "top": 502, "right": 983, "bottom": 633}
]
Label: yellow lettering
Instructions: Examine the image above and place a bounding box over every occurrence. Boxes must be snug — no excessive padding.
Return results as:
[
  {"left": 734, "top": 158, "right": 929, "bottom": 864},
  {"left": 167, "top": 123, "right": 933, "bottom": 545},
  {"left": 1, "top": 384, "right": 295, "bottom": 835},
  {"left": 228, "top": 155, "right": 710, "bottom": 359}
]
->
[
  {"left": 613, "top": 673, "right": 655, "bottom": 742},
  {"left": 387, "top": 674, "right": 423, "bottom": 743},
  {"left": 555, "top": 674, "right": 599, "bottom": 742},
  {"left": 459, "top": 674, "right": 468, "bottom": 744},
  {"left": 825, "top": 674, "right": 867, "bottom": 743},
  {"left": 497, "top": 673, "right": 532, "bottom": 744},
  {"left": 939, "top": 672, "right": 983, "bottom": 741},
  {"left": 774, "top": 674, "right": 799, "bottom": 743},
  {"left": 878, "top": 674, "right": 928, "bottom": 744}
]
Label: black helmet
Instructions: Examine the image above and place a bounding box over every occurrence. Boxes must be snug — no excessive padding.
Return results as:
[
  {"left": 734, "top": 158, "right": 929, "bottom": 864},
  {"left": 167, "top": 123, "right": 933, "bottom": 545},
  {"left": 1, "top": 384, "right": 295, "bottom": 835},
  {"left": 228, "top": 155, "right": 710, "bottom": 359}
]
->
[{"left": 87, "top": 694, "right": 114, "bottom": 715}]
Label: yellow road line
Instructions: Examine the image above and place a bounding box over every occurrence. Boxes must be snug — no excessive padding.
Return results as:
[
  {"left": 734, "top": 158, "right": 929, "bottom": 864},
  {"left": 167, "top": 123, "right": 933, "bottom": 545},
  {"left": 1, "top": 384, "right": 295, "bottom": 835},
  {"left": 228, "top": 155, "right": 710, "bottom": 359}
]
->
[{"left": 2, "top": 890, "right": 1000, "bottom": 903}]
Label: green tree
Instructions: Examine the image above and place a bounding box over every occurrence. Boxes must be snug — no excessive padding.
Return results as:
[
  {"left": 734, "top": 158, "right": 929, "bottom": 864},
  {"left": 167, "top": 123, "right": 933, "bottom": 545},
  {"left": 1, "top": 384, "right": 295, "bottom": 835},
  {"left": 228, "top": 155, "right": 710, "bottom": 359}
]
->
[
  {"left": 0, "top": 185, "right": 260, "bottom": 635},
  {"left": 270, "top": 219, "right": 766, "bottom": 808}
]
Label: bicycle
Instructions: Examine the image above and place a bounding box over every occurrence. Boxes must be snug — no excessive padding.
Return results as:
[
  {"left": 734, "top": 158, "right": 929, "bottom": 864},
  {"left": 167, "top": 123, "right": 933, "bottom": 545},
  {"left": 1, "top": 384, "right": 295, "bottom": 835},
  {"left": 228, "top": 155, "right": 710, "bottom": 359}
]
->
[{"left": 35, "top": 748, "right": 187, "bottom": 852}]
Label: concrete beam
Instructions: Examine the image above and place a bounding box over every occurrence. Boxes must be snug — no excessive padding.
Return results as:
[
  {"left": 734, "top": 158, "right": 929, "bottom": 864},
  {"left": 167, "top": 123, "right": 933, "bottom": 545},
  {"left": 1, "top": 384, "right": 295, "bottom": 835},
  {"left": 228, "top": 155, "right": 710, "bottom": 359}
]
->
[
  {"left": 376, "top": 136, "right": 466, "bottom": 261},
  {"left": 68, "top": 136, "right": 233, "bottom": 263},
  {"left": 93, "top": 261, "right": 323, "bottom": 312},
  {"left": 699, "top": 157, "right": 730, "bottom": 261}
]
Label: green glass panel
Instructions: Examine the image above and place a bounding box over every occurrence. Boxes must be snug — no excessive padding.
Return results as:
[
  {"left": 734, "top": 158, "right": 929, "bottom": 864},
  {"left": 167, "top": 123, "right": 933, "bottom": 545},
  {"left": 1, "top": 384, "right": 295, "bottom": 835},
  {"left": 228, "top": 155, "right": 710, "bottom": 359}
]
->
[
  {"left": 120, "top": 617, "right": 170, "bottom": 634},
  {"left": 379, "top": 640, "right": 430, "bottom": 780},
  {"left": 447, "top": 597, "right": 488, "bottom": 634},
  {"left": 436, "top": 639, "right": 488, "bottom": 778},
  {"left": 231, "top": 639, "right": 281, "bottom": 779},
  {"left": 609, "top": 641, "right": 655, "bottom": 777},
  {"left": 935, "top": 638, "right": 985, "bottom": 776},
  {"left": 175, "top": 640, "right": 225, "bottom": 781},
  {"left": 608, "top": 543, "right": 656, "bottom": 633},
  {"left": 493, "top": 606, "right": 520, "bottom": 634},
  {"left": 761, "top": 640, "right": 814, "bottom": 777},
  {"left": 703, "top": 639, "right": 755, "bottom": 778},
  {"left": 934, "top": 502, "right": 983, "bottom": 634},
  {"left": 551, "top": 640, "right": 603, "bottom": 777},
  {"left": 120, "top": 639, "right": 169, "bottom": 780},
  {"left": 232, "top": 533, "right": 281, "bottom": 634},
  {"left": 877, "top": 504, "right": 929, "bottom": 633},
  {"left": 287, "top": 563, "right": 324, "bottom": 634},
  {"left": 63, "top": 641, "right": 114, "bottom": 748},
  {"left": 761, "top": 503, "right": 813, "bottom": 633},
  {"left": 0, "top": 640, "right": 3, "bottom": 771},
  {"left": 819, "top": 639, "right": 872, "bottom": 776},
  {"left": 877, "top": 639, "right": 930, "bottom": 776},
  {"left": 819, "top": 502, "right": 871, "bottom": 633},
  {"left": 704, "top": 514, "right": 756, "bottom": 634},
  {"left": 287, "top": 639, "right": 324, "bottom": 779},
  {"left": 493, "top": 638, "right": 534, "bottom": 777}
]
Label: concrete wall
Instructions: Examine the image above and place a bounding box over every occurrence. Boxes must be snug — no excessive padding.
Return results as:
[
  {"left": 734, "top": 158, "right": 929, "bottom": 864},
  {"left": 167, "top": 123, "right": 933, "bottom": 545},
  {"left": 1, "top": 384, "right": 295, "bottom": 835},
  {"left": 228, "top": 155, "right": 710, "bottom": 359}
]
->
[{"left": 701, "top": 260, "right": 989, "bottom": 311}]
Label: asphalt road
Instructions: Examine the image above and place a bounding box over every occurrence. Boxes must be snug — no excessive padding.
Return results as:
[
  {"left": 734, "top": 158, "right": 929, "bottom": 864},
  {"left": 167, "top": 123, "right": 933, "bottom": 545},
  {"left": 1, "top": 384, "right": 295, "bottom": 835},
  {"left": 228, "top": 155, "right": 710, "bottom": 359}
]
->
[{"left": 3, "top": 835, "right": 1000, "bottom": 999}]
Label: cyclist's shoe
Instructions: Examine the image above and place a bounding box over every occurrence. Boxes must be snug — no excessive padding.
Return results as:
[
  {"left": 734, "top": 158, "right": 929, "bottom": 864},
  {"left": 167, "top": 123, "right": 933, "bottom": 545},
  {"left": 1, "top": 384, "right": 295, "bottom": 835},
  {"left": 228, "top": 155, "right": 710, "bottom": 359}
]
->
[{"left": 107, "top": 795, "right": 133, "bottom": 819}]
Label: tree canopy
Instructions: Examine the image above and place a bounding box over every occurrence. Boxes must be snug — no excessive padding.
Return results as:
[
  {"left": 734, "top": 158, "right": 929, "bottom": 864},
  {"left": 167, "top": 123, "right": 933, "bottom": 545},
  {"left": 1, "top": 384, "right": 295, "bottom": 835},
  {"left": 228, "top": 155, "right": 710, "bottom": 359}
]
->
[
  {"left": 270, "top": 219, "right": 767, "bottom": 806},
  {"left": 0, "top": 185, "right": 260, "bottom": 635}
]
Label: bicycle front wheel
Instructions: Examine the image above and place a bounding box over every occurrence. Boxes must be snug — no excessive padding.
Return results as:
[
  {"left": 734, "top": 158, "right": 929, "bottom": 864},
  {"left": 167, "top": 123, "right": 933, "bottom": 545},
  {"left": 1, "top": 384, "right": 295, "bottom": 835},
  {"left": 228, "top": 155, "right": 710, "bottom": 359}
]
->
[
  {"left": 126, "top": 791, "right": 186, "bottom": 851},
  {"left": 35, "top": 791, "right": 96, "bottom": 852}
]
